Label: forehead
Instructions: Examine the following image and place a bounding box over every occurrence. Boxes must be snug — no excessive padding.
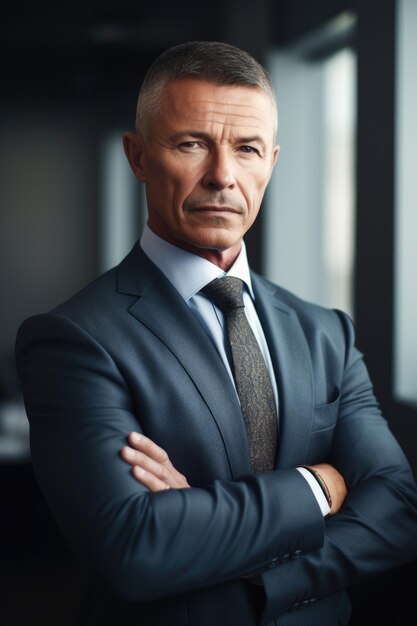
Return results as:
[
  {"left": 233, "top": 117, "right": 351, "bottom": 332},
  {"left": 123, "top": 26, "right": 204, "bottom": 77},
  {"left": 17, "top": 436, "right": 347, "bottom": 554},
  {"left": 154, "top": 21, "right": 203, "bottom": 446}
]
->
[{"left": 157, "top": 78, "right": 276, "bottom": 136}]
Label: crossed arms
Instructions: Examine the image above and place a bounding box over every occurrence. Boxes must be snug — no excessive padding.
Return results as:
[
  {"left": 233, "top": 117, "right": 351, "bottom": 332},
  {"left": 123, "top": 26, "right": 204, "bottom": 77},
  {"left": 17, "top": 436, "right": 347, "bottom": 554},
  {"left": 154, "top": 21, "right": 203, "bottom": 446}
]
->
[
  {"left": 120, "top": 431, "right": 348, "bottom": 517},
  {"left": 15, "top": 308, "right": 417, "bottom": 621}
]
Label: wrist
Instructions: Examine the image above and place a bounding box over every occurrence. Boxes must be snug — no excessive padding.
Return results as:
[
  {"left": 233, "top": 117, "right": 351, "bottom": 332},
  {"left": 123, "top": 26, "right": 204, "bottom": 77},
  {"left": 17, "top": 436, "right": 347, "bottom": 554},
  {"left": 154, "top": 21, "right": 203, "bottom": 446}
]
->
[{"left": 299, "top": 465, "right": 333, "bottom": 511}]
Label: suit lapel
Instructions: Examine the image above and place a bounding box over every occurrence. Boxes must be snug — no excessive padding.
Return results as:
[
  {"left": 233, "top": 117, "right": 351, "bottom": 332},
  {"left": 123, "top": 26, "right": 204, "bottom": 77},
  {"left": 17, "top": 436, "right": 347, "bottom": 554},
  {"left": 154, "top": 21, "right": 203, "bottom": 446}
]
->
[
  {"left": 252, "top": 274, "right": 314, "bottom": 468},
  {"left": 117, "top": 244, "right": 252, "bottom": 478}
]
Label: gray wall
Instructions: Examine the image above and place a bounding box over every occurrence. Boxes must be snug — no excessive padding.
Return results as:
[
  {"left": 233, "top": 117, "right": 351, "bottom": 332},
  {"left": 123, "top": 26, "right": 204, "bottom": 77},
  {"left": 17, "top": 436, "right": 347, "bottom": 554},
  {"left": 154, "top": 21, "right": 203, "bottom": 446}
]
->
[{"left": 0, "top": 103, "right": 98, "bottom": 363}]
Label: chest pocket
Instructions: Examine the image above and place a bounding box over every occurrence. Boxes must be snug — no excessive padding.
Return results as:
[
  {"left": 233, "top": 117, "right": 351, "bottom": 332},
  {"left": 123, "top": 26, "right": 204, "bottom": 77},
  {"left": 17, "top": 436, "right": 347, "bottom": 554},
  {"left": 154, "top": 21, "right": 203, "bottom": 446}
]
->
[
  {"left": 311, "top": 392, "right": 340, "bottom": 432},
  {"left": 306, "top": 392, "right": 340, "bottom": 463}
]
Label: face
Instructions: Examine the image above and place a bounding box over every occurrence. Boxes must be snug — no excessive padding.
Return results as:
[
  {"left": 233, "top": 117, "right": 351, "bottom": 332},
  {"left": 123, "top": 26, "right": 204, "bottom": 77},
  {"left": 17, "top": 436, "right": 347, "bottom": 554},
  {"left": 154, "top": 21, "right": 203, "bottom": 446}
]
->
[{"left": 124, "top": 78, "right": 279, "bottom": 267}]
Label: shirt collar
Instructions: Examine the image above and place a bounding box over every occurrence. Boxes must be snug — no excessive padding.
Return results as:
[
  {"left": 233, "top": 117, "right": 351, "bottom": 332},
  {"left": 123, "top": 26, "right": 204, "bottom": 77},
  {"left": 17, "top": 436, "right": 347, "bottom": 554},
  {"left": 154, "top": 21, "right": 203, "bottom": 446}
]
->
[{"left": 140, "top": 224, "right": 254, "bottom": 301}]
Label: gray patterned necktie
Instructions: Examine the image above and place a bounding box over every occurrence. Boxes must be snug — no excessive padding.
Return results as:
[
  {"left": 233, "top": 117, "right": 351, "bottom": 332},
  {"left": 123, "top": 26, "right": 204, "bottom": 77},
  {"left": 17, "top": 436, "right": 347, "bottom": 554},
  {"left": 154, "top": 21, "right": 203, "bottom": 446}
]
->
[{"left": 202, "top": 277, "right": 278, "bottom": 472}]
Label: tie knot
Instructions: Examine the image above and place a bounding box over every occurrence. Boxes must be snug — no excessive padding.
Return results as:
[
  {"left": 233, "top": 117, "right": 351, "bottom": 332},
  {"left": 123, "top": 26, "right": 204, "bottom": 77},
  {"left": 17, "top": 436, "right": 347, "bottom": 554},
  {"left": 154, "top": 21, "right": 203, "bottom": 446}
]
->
[{"left": 202, "top": 277, "right": 245, "bottom": 313}]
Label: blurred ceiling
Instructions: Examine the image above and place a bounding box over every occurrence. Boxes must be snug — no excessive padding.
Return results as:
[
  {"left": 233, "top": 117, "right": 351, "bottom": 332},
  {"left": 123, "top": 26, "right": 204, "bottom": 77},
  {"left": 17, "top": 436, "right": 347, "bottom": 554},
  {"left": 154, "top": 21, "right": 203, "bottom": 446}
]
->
[
  {"left": 0, "top": 0, "right": 354, "bottom": 99},
  {"left": 0, "top": 1, "right": 228, "bottom": 98}
]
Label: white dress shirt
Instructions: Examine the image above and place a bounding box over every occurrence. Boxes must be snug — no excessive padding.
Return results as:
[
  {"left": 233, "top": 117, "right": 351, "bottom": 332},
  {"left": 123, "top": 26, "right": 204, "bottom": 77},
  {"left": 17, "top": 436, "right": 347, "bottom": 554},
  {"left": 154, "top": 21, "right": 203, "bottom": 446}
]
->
[{"left": 140, "top": 224, "right": 330, "bottom": 516}]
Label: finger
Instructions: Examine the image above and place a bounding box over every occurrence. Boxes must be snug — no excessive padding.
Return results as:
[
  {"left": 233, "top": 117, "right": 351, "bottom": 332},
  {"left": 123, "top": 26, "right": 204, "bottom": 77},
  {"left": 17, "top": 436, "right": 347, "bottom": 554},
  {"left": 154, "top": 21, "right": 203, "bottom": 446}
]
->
[
  {"left": 131, "top": 465, "right": 171, "bottom": 493},
  {"left": 120, "top": 446, "right": 190, "bottom": 489},
  {"left": 120, "top": 446, "right": 171, "bottom": 481},
  {"left": 128, "top": 432, "right": 170, "bottom": 464}
]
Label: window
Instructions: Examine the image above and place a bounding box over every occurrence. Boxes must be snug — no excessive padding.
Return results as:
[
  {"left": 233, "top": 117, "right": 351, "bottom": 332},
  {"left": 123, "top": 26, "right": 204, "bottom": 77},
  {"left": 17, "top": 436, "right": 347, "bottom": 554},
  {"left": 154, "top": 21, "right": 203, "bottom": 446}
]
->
[
  {"left": 264, "top": 14, "right": 356, "bottom": 318},
  {"left": 393, "top": 0, "right": 417, "bottom": 407},
  {"left": 99, "top": 131, "right": 147, "bottom": 273}
]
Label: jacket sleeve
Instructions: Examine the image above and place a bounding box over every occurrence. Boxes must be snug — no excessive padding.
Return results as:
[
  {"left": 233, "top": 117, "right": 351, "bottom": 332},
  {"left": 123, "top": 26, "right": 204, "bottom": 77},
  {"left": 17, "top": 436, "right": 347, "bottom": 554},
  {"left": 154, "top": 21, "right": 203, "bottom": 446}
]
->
[
  {"left": 259, "top": 311, "right": 417, "bottom": 624},
  {"left": 15, "top": 312, "right": 324, "bottom": 603}
]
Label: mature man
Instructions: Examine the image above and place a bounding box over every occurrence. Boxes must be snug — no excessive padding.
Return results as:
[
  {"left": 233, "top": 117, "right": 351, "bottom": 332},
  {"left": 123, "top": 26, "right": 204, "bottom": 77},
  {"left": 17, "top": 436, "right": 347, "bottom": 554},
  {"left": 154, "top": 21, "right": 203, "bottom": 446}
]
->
[{"left": 16, "top": 41, "right": 417, "bottom": 626}]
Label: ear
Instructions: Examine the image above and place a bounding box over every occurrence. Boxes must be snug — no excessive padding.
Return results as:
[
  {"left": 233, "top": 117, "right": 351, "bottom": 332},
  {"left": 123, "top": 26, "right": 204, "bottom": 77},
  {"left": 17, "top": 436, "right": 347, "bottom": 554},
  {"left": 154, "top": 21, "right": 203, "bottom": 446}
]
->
[
  {"left": 123, "top": 132, "right": 147, "bottom": 182},
  {"left": 266, "top": 144, "right": 280, "bottom": 185},
  {"left": 271, "top": 144, "right": 280, "bottom": 169}
]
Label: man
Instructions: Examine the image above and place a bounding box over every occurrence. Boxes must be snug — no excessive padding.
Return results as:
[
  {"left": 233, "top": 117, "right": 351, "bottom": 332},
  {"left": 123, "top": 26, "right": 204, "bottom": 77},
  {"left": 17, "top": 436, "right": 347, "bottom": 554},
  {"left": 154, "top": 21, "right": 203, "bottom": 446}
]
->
[{"left": 15, "top": 41, "right": 417, "bottom": 626}]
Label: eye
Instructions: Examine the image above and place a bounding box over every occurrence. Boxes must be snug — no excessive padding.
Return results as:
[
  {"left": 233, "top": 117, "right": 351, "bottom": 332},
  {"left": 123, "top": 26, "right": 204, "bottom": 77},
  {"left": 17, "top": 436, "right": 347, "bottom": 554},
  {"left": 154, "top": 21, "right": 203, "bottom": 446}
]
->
[
  {"left": 239, "top": 145, "right": 259, "bottom": 155},
  {"left": 178, "top": 141, "right": 203, "bottom": 150}
]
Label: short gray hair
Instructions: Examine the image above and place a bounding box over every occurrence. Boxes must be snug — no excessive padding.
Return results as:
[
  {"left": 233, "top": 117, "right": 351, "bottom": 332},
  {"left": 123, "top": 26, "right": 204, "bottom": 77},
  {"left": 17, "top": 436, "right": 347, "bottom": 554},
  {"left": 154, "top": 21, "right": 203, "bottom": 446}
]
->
[{"left": 136, "top": 41, "right": 278, "bottom": 138}]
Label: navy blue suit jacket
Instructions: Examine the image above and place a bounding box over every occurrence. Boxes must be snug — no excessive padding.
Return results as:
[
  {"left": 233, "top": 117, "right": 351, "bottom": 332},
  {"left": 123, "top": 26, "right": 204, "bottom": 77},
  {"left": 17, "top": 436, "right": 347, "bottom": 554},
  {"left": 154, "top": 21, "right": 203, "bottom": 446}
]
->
[{"left": 15, "top": 242, "right": 417, "bottom": 625}]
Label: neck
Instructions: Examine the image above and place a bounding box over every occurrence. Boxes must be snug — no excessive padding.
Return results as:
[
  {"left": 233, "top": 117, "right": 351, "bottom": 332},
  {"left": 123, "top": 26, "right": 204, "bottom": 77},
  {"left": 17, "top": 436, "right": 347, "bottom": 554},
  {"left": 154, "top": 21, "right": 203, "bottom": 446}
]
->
[
  {"left": 176, "top": 243, "right": 241, "bottom": 272},
  {"left": 148, "top": 228, "right": 242, "bottom": 271}
]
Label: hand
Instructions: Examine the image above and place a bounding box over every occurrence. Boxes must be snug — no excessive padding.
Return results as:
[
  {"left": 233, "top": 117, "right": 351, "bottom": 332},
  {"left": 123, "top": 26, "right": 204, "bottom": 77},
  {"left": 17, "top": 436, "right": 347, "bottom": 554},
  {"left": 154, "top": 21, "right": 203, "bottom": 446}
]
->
[
  {"left": 120, "top": 432, "right": 191, "bottom": 492},
  {"left": 308, "top": 463, "right": 347, "bottom": 515}
]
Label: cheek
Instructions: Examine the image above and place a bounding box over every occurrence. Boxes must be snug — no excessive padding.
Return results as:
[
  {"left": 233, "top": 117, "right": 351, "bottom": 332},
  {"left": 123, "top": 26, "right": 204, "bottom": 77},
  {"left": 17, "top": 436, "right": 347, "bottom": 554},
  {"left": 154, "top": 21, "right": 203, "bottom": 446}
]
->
[
  {"left": 254, "top": 170, "right": 271, "bottom": 197},
  {"left": 241, "top": 174, "right": 268, "bottom": 209},
  {"left": 156, "top": 158, "right": 200, "bottom": 193},
  {"left": 172, "top": 172, "right": 205, "bottom": 207},
  {"left": 146, "top": 164, "right": 179, "bottom": 202}
]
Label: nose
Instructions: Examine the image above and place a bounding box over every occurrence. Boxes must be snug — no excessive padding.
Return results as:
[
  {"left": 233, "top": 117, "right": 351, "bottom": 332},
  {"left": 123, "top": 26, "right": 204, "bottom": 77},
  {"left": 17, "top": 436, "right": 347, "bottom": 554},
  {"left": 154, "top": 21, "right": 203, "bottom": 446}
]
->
[{"left": 201, "top": 149, "right": 236, "bottom": 190}]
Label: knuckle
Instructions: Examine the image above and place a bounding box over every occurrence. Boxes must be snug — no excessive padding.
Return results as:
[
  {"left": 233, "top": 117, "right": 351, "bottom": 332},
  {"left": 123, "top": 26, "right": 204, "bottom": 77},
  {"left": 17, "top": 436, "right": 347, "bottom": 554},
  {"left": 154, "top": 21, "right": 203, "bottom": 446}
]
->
[
  {"left": 160, "top": 467, "right": 169, "bottom": 481},
  {"left": 158, "top": 449, "right": 169, "bottom": 463},
  {"left": 133, "top": 465, "right": 145, "bottom": 479},
  {"left": 142, "top": 436, "right": 153, "bottom": 450}
]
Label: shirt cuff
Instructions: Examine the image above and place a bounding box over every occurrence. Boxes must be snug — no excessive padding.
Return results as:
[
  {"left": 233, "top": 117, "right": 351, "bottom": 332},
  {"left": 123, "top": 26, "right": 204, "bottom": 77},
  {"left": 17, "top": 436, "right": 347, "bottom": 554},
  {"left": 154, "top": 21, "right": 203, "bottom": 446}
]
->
[{"left": 296, "top": 466, "right": 331, "bottom": 516}]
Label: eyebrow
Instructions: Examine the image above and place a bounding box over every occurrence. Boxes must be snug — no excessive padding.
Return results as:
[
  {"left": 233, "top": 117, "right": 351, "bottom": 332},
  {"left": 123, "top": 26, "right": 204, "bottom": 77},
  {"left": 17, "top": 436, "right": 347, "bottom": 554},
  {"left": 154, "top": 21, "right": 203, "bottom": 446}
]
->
[{"left": 170, "top": 131, "right": 268, "bottom": 151}]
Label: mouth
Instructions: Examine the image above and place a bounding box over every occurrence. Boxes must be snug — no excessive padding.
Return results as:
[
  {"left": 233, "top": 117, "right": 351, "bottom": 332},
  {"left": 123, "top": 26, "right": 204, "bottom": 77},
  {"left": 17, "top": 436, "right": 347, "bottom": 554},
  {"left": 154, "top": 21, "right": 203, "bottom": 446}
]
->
[{"left": 188, "top": 206, "right": 242, "bottom": 214}]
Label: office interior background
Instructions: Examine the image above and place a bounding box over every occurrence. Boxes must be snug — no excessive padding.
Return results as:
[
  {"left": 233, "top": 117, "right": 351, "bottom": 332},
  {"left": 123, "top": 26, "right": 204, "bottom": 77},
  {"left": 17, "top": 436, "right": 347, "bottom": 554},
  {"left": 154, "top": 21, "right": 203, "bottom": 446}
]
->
[{"left": 1, "top": 0, "right": 416, "bottom": 623}]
